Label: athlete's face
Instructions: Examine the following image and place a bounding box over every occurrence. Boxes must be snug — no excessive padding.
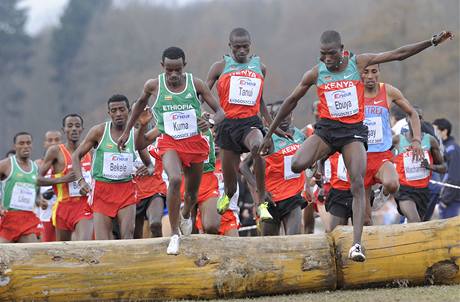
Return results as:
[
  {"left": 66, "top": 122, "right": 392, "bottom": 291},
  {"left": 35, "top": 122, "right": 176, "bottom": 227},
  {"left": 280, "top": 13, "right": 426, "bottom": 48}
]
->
[
  {"left": 229, "top": 35, "right": 251, "bottom": 63},
  {"left": 14, "top": 134, "right": 32, "bottom": 159},
  {"left": 63, "top": 116, "right": 83, "bottom": 143},
  {"left": 108, "top": 101, "right": 129, "bottom": 128},
  {"left": 320, "top": 42, "right": 343, "bottom": 70},
  {"left": 162, "top": 58, "right": 185, "bottom": 87},
  {"left": 43, "top": 131, "right": 62, "bottom": 150},
  {"left": 362, "top": 64, "right": 380, "bottom": 90}
]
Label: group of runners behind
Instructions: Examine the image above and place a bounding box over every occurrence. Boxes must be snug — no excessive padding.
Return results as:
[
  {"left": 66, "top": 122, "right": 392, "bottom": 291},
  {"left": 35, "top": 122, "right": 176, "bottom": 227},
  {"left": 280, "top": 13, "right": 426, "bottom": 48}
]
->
[{"left": 0, "top": 28, "right": 454, "bottom": 262}]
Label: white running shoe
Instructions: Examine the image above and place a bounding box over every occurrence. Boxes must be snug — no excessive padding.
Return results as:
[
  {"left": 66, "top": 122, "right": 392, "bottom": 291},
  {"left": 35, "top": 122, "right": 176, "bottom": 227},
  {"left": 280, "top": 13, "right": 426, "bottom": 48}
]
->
[
  {"left": 348, "top": 243, "right": 366, "bottom": 262},
  {"left": 179, "top": 211, "right": 193, "bottom": 236},
  {"left": 372, "top": 187, "right": 391, "bottom": 211},
  {"left": 167, "top": 234, "right": 180, "bottom": 255}
]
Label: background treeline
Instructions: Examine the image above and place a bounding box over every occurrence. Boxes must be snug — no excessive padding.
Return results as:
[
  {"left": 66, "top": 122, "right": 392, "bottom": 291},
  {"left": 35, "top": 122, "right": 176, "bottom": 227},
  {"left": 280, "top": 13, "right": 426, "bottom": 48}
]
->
[{"left": 1, "top": 0, "right": 458, "bottom": 157}]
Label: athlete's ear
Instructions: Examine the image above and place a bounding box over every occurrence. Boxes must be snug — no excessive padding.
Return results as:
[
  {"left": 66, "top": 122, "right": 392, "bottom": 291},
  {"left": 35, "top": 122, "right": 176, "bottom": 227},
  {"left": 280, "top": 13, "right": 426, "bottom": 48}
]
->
[
  {"left": 183, "top": 61, "right": 187, "bottom": 67},
  {"left": 160, "top": 61, "right": 164, "bottom": 68}
]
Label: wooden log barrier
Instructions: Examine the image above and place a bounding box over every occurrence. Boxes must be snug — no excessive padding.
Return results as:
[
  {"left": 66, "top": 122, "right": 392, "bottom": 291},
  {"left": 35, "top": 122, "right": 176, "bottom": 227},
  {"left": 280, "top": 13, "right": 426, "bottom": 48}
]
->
[
  {"left": 0, "top": 234, "right": 336, "bottom": 301},
  {"left": 0, "top": 217, "right": 459, "bottom": 301},
  {"left": 333, "top": 216, "right": 460, "bottom": 288}
]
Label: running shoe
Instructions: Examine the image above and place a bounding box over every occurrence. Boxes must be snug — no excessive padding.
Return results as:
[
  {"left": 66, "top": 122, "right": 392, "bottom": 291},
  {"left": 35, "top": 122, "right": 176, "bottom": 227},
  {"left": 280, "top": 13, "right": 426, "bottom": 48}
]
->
[
  {"left": 167, "top": 234, "right": 180, "bottom": 255},
  {"left": 179, "top": 211, "right": 193, "bottom": 236},
  {"left": 348, "top": 243, "right": 366, "bottom": 262},
  {"left": 258, "top": 201, "right": 273, "bottom": 222},
  {"left": 217, "top": 194, "right": 230, "bottom": 214}
]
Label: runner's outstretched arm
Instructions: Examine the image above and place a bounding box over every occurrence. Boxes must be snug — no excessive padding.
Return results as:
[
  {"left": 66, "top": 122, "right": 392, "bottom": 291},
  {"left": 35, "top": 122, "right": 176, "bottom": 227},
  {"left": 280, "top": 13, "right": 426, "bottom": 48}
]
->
[
  {"left": 194, "top": 78, "right": 225, "bottom": 125},
  {"left": 358, "top": 31, "right": 453, "bottom": 67},
  {"left": 72, "top": 125, "right": 103, "bottom": 195},
  {"left": 37, "top": 145, "right": 77, "bottom": 186},
  {"left": 260, "top": 67, "right": 317, "bottom": 154},
  {"left": 387, "top": 84, "right": 423, "bottom": 161},
  {"left": 118, "top": 79, "right": 156, "bottom": 151}
]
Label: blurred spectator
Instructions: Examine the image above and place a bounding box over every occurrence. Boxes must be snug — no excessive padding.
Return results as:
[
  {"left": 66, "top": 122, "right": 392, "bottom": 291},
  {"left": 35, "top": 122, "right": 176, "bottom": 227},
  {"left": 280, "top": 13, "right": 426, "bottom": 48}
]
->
[{"left": 433, "top": 118, "right": 460, "bottom": 218}]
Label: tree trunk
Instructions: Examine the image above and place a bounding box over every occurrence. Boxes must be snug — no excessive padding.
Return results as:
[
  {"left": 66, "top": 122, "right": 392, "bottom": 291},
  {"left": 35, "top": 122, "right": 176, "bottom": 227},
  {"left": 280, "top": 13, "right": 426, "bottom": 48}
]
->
[
  {"left": 0, "top": 234, "right": 336, "bottom": 301},
  {"left": 0, "top": 217, "right": 458, "bottom": 301}
]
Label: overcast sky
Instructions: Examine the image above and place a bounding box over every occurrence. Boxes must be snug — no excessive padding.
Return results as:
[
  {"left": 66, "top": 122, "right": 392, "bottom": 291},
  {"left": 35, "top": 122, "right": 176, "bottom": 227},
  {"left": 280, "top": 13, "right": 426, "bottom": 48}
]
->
[{"left": 19, "top": 0, "right": 208, "bottom": 36}]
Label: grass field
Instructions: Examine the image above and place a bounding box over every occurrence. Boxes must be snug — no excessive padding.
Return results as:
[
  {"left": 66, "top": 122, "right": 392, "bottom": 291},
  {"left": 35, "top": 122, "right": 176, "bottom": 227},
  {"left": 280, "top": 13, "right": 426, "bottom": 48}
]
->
[{"left": 176, "top": 285, "right": 460, "bottom": 302}]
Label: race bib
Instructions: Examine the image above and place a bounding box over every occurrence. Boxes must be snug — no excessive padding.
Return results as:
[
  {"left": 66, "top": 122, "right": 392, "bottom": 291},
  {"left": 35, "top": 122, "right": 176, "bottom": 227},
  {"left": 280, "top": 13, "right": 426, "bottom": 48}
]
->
[
  {"left": 163, "top": 109, "right": 198, "bottom": 140},
  {"left": 337, "top": 155, "right": 348, "bottom": 182},
  {"left": 10, "top": 182, "right": 36, "bottom": 211},
  {"left": 323, "top": 159, "right": 332, "bottom": 183},
  {"left": 403, "top": 151, "right": 430, "bottom": 181},
  {"left": 284, "top": 155, "right": 301, "bottom": 180},
  {"left": 228, "top": 76, "right": 261, "bottom": 106},
  {"left": 325, "top": 86, "right": 359, "bottom": 118},
  {"left": 102, "top": 152, "right": 133, "bottom": 180},
  {"left": 69, "top": 170, "right": 91, "bottom": 197},
  {"left": 364, "top": 117, "right": 383, "bottom": 145}
]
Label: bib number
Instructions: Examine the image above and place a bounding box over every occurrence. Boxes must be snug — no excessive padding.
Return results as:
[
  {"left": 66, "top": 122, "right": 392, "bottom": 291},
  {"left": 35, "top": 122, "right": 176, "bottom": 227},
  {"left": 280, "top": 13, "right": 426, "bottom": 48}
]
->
[
  {"left": 228, "top": 76, "right": 261, "bottom": 106},
  {"left": 163, "top": 109, "right": 198, "bottom": 140},
  {"left": 102, "top": 152, "right": 133, "bottom": 180},
  {"left": 337, "top": 155, "right": 348, "bottom": 182},
  {"left": 69, "top": 171, "right": 91, "bottom": 197},
  {"left": 284, "top": 155, "right": 301, "bottom": 180},
  {"left": 323, "top": 159, "right": 332, "bottom": 183},
  {"left": 325, "top": 85, "right": 359, "bottom": 118},
  {"left": 403, "top": 151, "right": 430, "bottom": 181},
  {"left": 10, "top": 182, "right": 36, "bottom": 211},
  {"left": 365, "top": 117, "right": 383, "bottom": 145}
]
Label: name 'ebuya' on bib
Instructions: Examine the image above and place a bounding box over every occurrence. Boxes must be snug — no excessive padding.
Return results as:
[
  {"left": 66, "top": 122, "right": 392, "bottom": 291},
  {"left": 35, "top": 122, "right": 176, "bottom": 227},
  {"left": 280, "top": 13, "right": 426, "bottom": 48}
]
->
[
  {"left": 152, "top": 73, "right": 202, "bottom": 140},
  {"left": 217, "top": 55, "right": 264, "bottom": 119},
  {"left": 1, "top": 156, "right": 38, "bottom": 211},
  {"left": 316, "top": 51, "right": 365, "bottom": 124},
  {"left": 92, "top": 122, "right": 135, "bottom": 183}
]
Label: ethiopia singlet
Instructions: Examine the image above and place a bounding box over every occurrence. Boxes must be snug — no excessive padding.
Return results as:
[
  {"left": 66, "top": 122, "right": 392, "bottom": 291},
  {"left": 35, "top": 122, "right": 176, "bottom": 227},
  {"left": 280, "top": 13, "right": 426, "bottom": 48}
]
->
[
  {"left": 364, "top": 83, "right": 392, "bottom": 152},
  {"left": 217, "top": 55, "right": 264, "bottom": 119},
  {"left": 92, "top": 122, "right": 135, "bottom": 183},
  {"left": 329, "top": 152, "right": 350, "bottom": 190},
  {"left": 52, "top": 144, "right": 92, "bottom": 202},
  {"left": 203, "top": 130, "right": 216, "bottom": 173},
  {"left": 265, "top": 128, "right": 306, "bottom": 202},
  {"left": 1, "top": 156, "right": 38, "bottom": 211},
  {"left": 316, "top": 51, "right": 365, "bottom": 124},
  {"left": 394, "top": 134, "right": 432, "bottom": 188},
  {"left": 153, "top": 73, "right": 202, "bottom": 140}
]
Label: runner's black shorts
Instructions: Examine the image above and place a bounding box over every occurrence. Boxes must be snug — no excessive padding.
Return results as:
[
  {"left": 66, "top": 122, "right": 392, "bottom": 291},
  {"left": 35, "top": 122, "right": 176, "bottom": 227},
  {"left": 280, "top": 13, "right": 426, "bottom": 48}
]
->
[
  {"left": 136, "top": 193, "right": 166, "bottom": 219},
  {"left": 267, "top": 193, "right": 306, "bottom": 224},
  {"left": 215, "top": 115, "right": 265, "bottom": 154},
  {"left": 314, "top": 118, "right": 368, "bottom": 153},
  {"left": 325, "top": 187, "right": 354, "bottom": 219},
  {"left": 394, "top": 185, "right": 429, "bottom": 219}
]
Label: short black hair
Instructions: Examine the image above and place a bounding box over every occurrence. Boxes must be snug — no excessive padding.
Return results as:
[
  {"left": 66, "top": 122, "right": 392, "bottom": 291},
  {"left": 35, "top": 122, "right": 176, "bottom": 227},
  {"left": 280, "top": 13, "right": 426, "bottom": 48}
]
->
[
  {"left": 62, "top": 113, "right": 84, "bottom": 127},
  {"left": 229, "top": 27, "right": 251, "bottom": 42},
  {"left": 107, "top": 94, "right": 130, "bottom": 110},
  {"left": 320, "top": 30, "right": 342, "bottom": 45},
  {"left": 162, "top": 46, "right": 185, "bottom": 63},
  {"left": 433, "top": 118, "right": 452, "bottom": 137},
  {"left": 13, "top": 131, "right": 32, "bottom": 143}
]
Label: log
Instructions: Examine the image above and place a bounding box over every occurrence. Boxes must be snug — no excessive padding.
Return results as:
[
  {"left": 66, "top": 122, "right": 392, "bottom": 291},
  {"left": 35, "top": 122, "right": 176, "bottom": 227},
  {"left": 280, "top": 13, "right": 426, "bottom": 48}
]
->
[
  {"left": 333, "top": 216, "right": 460, "bottom": 288},
  {"left": 0, "top": 234, "right": 336, "bottom": 301},
  {"left": 0, "top": 217, "right": 458, "bottom": 301}
]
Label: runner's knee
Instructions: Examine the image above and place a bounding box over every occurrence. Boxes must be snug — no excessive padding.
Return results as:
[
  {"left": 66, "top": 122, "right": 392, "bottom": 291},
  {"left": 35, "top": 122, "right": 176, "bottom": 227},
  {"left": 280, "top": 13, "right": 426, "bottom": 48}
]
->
[
  {"left": 383, "top": 179, "right": 399, "bottom": 194},
  {"left": 168, "top": 175, "right": 182, "bottom": 190}
]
